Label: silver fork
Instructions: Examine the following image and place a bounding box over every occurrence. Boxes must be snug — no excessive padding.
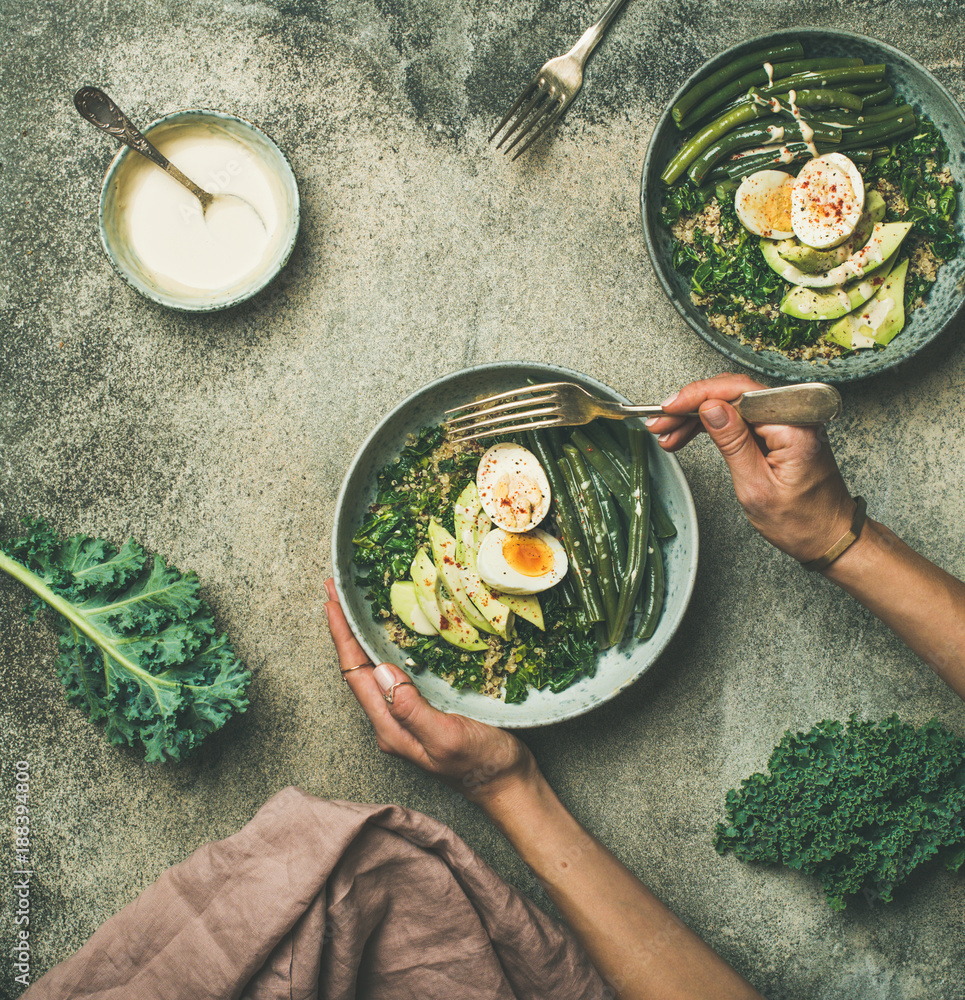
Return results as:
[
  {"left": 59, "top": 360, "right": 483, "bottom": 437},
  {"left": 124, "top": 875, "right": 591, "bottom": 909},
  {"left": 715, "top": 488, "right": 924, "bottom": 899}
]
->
[
  {"left": 445, "top": 382, "right": 842, "bottom": 442},
  {"left": 490, "top": 0, "right": 629, "bottom": 159}
]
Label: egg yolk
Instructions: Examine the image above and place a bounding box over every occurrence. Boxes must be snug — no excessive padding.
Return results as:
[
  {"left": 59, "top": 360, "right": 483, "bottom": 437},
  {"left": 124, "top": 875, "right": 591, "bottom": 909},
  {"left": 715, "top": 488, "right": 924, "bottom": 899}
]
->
[{"left": 501, "top": 532, "right": 555, "bottom": 577}]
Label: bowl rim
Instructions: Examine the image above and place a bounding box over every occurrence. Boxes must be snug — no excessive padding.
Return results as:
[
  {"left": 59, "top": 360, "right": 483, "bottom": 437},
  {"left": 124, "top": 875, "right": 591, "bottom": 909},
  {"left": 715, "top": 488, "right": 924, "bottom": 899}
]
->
[
  {"left": 98, "top": 107, "right": 300, "bottom": 313},
  {"left": 331, "top": 360, "right": 700, "bottom": 728},
  {"left": 641, "top": 26, "right": 965, "bottom": 383}
]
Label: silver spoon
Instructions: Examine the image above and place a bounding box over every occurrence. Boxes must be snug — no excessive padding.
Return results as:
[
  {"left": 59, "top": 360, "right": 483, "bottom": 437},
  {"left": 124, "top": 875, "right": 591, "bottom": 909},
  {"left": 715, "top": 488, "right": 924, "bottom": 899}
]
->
[{"left": 74, "top": 87, "right": 265, "bottom": 232}]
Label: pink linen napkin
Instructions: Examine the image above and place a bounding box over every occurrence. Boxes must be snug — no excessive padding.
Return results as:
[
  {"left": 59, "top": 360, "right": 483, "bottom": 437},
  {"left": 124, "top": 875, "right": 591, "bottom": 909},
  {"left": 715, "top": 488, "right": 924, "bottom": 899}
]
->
[{"left": 22, "top": 786, "right": 608, "bottom": 1000}]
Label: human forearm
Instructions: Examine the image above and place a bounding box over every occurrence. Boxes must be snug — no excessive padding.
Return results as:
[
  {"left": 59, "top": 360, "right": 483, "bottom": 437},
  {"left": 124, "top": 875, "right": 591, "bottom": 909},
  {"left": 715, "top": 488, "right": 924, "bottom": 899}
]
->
[
  {"left": 478, "top": 770, "right": 763, "bottom": 1000},
  {"left": 824, "top": 518, "right": 965, "bottom": 699}
]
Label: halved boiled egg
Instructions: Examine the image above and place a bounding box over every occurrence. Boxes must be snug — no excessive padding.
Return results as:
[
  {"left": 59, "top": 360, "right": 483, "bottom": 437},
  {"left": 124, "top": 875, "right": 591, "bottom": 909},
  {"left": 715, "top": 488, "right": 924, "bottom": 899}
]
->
[
  {"left": 734, "top": 170, "right": 795, "bottom": 239},
  {"left": 476, "top": 527, "right": 568, "bottom": 595},
  {"left": 791, "top": 152, "right": 864, "bottom": 249},
  {"left": 476, "top": 442, "right": 551, "bottom": 533}
]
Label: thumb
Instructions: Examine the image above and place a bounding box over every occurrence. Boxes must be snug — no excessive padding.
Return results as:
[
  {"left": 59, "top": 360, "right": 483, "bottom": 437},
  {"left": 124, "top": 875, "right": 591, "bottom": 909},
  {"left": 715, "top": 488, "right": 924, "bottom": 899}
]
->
[
  {"left": 373, "top": 663, "right": 441, "bottom": 739},
  {"left": 699, "top": 399, "right": 765, "bottom": 484}
]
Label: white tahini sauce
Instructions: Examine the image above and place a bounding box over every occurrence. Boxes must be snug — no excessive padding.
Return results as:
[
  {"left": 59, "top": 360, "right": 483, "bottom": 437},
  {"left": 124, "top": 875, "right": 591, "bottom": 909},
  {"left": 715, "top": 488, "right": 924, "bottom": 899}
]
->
[
  {"left": 787, "top": 91, "right": 819, "bottom": 158},
  {"left": 112, "top": 122, "right": 285, "bottom": 295}
]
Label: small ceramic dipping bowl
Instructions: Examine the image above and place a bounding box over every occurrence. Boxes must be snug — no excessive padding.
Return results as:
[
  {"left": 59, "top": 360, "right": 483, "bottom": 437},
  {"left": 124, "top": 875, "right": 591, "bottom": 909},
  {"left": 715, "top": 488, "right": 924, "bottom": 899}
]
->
[{"left": 99, "top": 109, "right": 299, "bottom": 311}]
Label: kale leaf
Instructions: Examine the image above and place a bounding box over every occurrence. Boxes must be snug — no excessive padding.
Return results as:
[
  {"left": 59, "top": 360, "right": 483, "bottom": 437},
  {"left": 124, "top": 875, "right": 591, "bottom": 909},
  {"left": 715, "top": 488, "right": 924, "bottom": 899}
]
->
[
  {"left": 715, "top": 715, "right": 965, "bottom": 909},
  {"left": 1, "top": 519, "right": 250, "bottom": 762}
]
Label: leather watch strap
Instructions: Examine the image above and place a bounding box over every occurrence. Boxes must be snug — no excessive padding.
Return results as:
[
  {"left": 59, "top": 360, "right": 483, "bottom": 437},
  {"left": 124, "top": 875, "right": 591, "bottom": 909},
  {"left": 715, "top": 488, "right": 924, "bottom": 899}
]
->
[{"left": 800, "top": 496, "right": 867, "bottom": 572}]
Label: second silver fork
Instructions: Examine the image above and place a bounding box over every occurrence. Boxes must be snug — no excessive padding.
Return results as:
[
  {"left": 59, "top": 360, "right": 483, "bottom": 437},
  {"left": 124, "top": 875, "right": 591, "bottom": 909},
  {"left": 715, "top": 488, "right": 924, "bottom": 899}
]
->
[{"left": 490, "top": 0, "right": 629, "bottom": 159}]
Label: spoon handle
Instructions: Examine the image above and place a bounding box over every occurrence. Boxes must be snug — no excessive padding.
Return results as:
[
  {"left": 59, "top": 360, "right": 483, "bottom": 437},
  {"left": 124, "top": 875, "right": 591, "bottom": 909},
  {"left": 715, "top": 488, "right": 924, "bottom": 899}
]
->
[{"left": 74, "top": 87, "right": 211, "bottom": 208}]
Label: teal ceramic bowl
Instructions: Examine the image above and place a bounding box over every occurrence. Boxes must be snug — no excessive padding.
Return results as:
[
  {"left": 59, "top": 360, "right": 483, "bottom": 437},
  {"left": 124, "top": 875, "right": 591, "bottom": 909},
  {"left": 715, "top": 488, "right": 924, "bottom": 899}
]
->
[
  {"left": 332, "top": 362, "right": 699, "bottom": 728},
  {"left": 641, "top": 28, "right": 965, "bottom": 383},
  {"left": 99, "top": 109, "right": 299, "bottom": 311}
]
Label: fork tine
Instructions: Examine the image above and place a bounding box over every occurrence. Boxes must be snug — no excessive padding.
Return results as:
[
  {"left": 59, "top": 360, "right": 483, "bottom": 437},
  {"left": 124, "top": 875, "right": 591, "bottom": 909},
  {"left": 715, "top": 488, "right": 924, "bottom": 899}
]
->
[
  {"left": 444, "top": 382, "right": 565, "bottom": 417},
  {"left": 498, "top": 91, "right": 556, "bottom": 154},
  {"left": 445, "top": 403, "right": 560, "bottom": 435},
  {"left": 502, "top": 91, "right": 561, "bottom": 156},
  {"left": 445, "top": 393, "right": 558, "bottom": 428},
  {"left": 488, "top": 79, "right": 539, "bottom": 142},
  {"left": 494, "top": 83, "right": 550, "bottom": 150},
  {"left": 510, "top": 96, "right": 570, "bottom": 159},
  {"left": 448, "top": 416, "right": 564, "bottom": 443}
]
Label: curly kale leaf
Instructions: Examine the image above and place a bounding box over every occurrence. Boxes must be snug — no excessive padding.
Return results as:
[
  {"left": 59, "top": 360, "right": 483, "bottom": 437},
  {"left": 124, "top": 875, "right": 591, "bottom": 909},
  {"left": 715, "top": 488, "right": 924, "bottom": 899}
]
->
[
  {"left": 715, "top": 715, "right": 965, "bottom": 910},
  {"left": 1, "top": 519, "right": 250, "bottom": 762},
  {"left": 670, "top": 199, "right": 820, "bottom": 352},
  {"left": 865, "top": 113, "right": 962, "bottom": 263}
]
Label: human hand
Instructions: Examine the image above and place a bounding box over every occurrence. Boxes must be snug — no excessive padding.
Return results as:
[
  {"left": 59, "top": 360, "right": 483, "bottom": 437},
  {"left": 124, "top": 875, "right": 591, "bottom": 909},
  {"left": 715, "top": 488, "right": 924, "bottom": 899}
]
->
[
  {"left": 324, "top": 579, "right": 536, "bottom": 803},
  {"left": 645, "top": 373, "right": 855, "bottom": 563}
]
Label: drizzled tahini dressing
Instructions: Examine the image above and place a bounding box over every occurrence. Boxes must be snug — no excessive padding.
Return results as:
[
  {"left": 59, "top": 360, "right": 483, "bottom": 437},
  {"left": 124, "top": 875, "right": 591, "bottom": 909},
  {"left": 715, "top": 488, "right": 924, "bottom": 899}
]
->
[
  {"left": 112, "top": 123, "right": 285, "bottom": 296},
  {"left": 750, "top": 84, "right": 820, "bottom": 162}
]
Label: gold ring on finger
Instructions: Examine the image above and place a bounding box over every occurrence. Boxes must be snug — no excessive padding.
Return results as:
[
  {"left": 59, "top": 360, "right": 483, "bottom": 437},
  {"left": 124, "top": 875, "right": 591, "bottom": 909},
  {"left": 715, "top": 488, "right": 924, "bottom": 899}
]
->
[
  {"left": 341, "top": 662, "right": 373, "bottom": 677},
  {"left": 382, "top": 680, "right": 416, "bottom": 704}
]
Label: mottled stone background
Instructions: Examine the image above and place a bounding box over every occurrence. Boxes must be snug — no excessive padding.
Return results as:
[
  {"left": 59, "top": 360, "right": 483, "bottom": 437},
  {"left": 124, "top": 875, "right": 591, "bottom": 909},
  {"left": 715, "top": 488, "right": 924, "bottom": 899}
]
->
[{"left": 2, "top": 1, "right": 964, "bottom": 997}]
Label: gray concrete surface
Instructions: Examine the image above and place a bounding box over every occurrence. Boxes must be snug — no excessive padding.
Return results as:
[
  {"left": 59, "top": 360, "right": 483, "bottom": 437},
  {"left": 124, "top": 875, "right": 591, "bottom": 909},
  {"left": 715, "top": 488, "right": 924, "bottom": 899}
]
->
[{"left": 2, "top": 1, "right": 965, "bottom": 997}]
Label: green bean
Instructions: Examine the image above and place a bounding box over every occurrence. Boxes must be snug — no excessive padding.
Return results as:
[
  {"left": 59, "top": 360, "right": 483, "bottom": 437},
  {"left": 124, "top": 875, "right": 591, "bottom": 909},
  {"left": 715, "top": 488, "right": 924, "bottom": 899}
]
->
[
  {"left": 587, "top": 419, "right": 630, "bottom": 459},
  {"left": 570, "top": 428, "right": 634, "bottom": 519},
  {"left": 723, "top": 142, "right": 837, "bottom": 180},
  {"left": 610, "top": 429, "right": 651, "bottom": 646},
  {"left": 635, "top": 531, "right": 666, "bottom": 640},
  {"left": 664, "top": 90, "right": 843, "bottom": 185},
  {"left": 527, "top": 430, "right": 605, "bottom": 626},
  {"left": 790, "top": 88, "right": 864, "bottom": 112},
  {"left": 810, "top": 101, "right": 912, "bottom": 131},
  {"left": 715, "top": 178, "right": 739, "bottom": 200},
  {"left": 662, "top": 103, "right": 769, "bottom": 185},
  {"left": 860, "top": 85, "right": 894, "bottom": 107},
  {"left": 556, "top": 495, "right": 607, "bottom": 629},
  {"left": 853, "top": 102, "right": 914, "bottom": 127},
  {"left": 573, "top": 420, "right": 668, "bottom": 549},
  {"left": 561, "top": 447, "right": 620, "bottom": 635},
  {"left": 679, "top": 58, "right": 863, "bottom": 130},
  {"left": 587, "top": 464, "right": 627, "bottom": 579},
  {"left": 750, "top": 64, "right": 885, "bottom": 100},
  {"left": 838, "top": 114, "right": 916, "bottom": 150},
  {"left": 558, "top": 572, "right": 580, "bottom": 608},
  {"left": 672, "top": 42, "right": 804, "bottom": 124},
  {"left": 651, "top": 493, "right": 676, "bottom": 539},
  {"left": 687, "top": 119, "right": 842, "bottom": 185},
  {"left": 634, "top": 539, "right": 653, "bottom": 625},
  {"left": 810, "top": 109, "right": 865, "bottom": 128}
]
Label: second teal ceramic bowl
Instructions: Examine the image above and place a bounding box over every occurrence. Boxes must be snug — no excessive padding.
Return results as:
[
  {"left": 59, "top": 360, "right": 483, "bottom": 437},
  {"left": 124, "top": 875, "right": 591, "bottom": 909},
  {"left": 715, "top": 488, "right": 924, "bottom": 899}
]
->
[{"left": 641, "top": 28, "right": 965, "bottom": 383}]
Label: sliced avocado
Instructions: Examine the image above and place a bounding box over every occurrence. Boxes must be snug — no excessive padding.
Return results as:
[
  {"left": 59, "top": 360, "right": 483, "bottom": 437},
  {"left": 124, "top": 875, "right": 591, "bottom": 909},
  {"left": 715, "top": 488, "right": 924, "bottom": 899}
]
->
[
  {"left": 390, "top": 581, "right": 438, "bottom": 636},
  {"left": 474, "top": 508, "right": 493, "bottom": 546},
  {"left": 428, "top": 519, "right": 495, "bottom": 634},
  {"left": 410, "top": 549, "right": 488, "bottom": 651},
  {"left": 776, "top": 191, "right": 886, "bottom": 273},
  {"left": 760, "top": 221, "right": 913, "bottom": 289},
  {"left": 451, "top": 485, "right": 515, "bottom": 639},
  {"left": 826, "top": 258, "right": 909, "bottom": 349},
  {"left": 781, "top": 250, "right": 898, "bottom": 321},
  {"left": 453, "top": 482, "right": 482, "bottom": 564},
  {"left": 490, "top": 592, "right": 544, "bottom": 630}
]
